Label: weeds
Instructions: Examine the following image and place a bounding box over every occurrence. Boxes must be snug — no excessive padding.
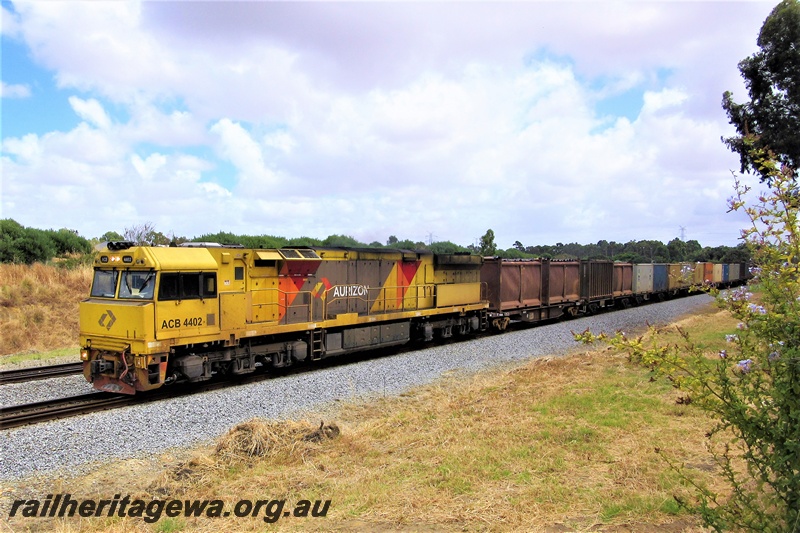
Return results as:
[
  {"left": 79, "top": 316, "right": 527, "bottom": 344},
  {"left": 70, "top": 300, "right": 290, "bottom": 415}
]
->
[{"left": 0, "top": 263, "right": 92, "bottom": 356}]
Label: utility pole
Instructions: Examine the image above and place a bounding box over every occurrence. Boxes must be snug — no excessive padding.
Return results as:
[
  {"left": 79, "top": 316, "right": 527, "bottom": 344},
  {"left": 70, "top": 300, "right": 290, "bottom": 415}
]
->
[{"left": 679, "top": 226, "right": 686, "bottom": 241}]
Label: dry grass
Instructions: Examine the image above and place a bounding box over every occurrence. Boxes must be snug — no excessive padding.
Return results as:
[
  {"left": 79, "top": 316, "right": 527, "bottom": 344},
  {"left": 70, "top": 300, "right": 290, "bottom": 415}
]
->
[
  {"left": 5, "top": 303, "right": 733, "bottom": 533},
  {"left": 0, "top": 263, "right": 92, "bottom": 356}
]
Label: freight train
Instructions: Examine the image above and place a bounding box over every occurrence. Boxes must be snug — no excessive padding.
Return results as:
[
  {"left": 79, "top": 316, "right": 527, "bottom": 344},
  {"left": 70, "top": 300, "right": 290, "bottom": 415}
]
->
[{"left": 80, "top": 242, "right": 748, "bottom": 394}]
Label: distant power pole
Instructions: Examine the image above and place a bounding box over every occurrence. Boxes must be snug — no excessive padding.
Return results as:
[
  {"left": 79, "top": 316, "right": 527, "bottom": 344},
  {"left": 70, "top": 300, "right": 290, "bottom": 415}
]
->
[
  {"left": 679, "top": 226, "right": 686, "bottom": 241},
  {"left": 426, "top": 232, "right": 436, "bottom": 245}
]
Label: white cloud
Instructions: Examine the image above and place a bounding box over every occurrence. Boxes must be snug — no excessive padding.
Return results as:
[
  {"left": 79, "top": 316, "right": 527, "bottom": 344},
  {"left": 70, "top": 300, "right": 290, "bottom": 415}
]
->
[
  {"left": 131, "top": 153, "right": 167, "bottom": 182},
  {"left": 122, "top": 102, "right": 209, "bottom": 147},
  {"left": 263, "top": 130, "right": 297, "bottom": 155},
  {"left": 642, "top": 88, "right": 689, "bottom": 114},
  {"left": 69, "top": 96, "right": 112, "bottom": 129},
  {"left": 2, "top": 134, "right": 42, "bottom": 162},
  {"left": 210, "top": 118, "right": 282, "bottom": 191},
  {"left": 1, "top": 81, "right": 31, "bottom": 98},
  {"left": 199, "top": 182, "right": 232, "bottom": 198}
]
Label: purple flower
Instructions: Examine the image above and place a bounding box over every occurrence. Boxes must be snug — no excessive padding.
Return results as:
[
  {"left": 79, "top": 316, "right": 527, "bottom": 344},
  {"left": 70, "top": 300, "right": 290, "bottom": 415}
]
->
[
  {"left": 728, "top": 287, "right": 753, "bottom": 302},
  {"left": 726, "top": 334, "right": 738, "bottom": 343},
  {"left": 737, "top": 359, "right": 753, "bottom": 373},
  {"left": 769, "top": 351, "right": 781, "bottom": 362},
  {"left": 719, "top": 350, "right": 727, "bottom": 359},
  {"left": 747, "top": 303, "right": 767, "bottom": 315}
]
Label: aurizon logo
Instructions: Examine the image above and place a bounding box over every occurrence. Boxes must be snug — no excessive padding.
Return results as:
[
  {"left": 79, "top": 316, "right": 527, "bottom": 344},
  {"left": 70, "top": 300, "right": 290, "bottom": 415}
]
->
[
  {"left": 311, "top": 278, "right": 369, "bottom": 300},
  {"left": 98, "top": 310, "right": 116, "bottom": 330}
]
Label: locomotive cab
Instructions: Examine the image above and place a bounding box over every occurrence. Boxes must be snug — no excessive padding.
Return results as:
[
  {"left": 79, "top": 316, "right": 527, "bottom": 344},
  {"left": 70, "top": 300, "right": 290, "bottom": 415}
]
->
[{"left": 80, "top": 243, "right": 221, "bottom": 394}]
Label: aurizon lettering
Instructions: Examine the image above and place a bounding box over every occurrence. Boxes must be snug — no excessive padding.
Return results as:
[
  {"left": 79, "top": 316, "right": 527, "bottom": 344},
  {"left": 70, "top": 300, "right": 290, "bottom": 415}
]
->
[{"left": 331, "top": 285, "right": 368, "bottom": 298}]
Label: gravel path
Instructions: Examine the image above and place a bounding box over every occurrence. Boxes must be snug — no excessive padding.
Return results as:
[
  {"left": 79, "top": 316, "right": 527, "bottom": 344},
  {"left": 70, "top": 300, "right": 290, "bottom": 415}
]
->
[{"left": 0, "top": 294, "right": 714, "bottom": 481}]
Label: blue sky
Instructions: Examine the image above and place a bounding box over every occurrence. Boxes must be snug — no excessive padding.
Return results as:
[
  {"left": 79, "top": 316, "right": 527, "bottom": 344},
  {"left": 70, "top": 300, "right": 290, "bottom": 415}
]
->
[
  {"left": 3, "top": 35, "right": 76, "bottom": 137},
  {"left": 1, "top": 1, "right": 777, "bottom": 249}
]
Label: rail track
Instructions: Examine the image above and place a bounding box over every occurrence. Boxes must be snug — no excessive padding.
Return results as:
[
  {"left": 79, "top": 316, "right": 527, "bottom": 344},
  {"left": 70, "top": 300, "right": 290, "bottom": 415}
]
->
[
  {"left": 0, "top": 362, "right": 84, "bottom": 385},
  {"left": 0, "top": 340, "right": 435, "bottom": 430},
  {"left": 1, "top": 361, "right": 345, "bottom": 429},
  {"left": 1, "top": 392, "right": 132, "bottom": 430},
  {"left": 0, "top": 295, "right": 697, "bottom": 431}
]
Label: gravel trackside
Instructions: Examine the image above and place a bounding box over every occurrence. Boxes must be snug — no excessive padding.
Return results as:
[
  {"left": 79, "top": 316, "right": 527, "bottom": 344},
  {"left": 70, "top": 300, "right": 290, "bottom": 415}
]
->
[{"left": 0, "top": 294, "right": 714, "bottom": 481}]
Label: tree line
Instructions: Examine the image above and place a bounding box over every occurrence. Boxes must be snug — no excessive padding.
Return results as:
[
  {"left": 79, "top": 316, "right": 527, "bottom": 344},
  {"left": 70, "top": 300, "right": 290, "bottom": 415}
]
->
[
  {"left": 504, "top": 237, "right": 750, "bottom": 263},
  {"left": 0, "top": 219, "right": 92, "bottom": 265},
  {"left": 0, "top": 218, "right": 749, "bottom": 265}
]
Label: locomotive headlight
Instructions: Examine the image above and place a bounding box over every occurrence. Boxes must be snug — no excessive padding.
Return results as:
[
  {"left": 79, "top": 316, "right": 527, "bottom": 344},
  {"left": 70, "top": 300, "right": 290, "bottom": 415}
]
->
[{"left": 80, "top": 349, "right": 90, "bottom": 361}]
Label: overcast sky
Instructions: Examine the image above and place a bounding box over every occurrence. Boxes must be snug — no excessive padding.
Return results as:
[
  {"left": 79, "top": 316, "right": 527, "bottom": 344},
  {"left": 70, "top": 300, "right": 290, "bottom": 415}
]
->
[{"left": 1, "top": 1, "right": 777, "bottom": 250}]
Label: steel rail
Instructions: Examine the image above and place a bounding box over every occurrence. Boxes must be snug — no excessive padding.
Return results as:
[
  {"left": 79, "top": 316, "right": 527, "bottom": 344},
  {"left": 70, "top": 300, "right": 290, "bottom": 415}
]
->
[
  {"left": 0, "top": 362, "right": 84, "bottom": 385},
  {"left": 0, "top": 392, "right": 132, "bottom": 430}
]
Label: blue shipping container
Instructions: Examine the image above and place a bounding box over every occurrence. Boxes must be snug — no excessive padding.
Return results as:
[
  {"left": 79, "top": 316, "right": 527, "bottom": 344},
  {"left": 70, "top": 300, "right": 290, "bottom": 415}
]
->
[{"left": 653, "top": 264, "right": 668, "bottom": 292}]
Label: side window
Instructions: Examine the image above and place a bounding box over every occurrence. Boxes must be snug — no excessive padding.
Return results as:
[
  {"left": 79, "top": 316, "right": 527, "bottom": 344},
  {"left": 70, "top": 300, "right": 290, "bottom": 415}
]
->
[
  {"left": 158, "top": 272, "right": 217, "bottom": 300},
  {"left": 158, "top": 273, "right": 180, "bottom": 300},
  {"left": 203, "top": 273, "right": 217, "bottom": 298},
  {"left": 234, "top": 267, "right": 244, "bottom": 280},
  {"left": 180, "top": 273, "right": 201, "bottom": 299}
]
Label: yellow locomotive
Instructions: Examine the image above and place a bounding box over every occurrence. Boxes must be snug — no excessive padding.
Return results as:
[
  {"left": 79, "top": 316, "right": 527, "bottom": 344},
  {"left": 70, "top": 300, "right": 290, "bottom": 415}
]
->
[{"left": 80, "top": 242, "right": 487, "bottom": 394}]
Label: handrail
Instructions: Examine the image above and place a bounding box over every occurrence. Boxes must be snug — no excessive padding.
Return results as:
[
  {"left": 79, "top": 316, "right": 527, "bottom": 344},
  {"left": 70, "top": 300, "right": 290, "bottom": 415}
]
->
[
  {"left": 248, "top": 282, "right": 488, "bottom": 325},
  {"left": 249, "top": 288, "right": 313, "bottom": 325},
  {"left": 322, "top": 283, "right": 434, "bottom": 318}
]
